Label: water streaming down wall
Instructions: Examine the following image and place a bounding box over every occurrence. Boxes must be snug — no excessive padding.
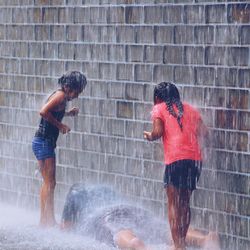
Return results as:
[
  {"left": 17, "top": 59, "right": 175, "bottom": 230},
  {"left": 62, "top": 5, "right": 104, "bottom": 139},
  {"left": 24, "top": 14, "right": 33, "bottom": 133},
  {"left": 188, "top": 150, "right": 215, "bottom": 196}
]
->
[{"left": 0, "top": 1, "right": 249, "bottom": 249}]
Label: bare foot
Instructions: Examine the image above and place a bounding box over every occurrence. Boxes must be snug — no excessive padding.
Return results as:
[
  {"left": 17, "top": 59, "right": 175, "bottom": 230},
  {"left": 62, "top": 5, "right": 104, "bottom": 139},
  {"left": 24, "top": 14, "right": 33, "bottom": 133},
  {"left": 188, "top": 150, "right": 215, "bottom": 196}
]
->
[
  {"left": 203, "top": 232, "right": 220, "bottom": 250},
  {"left": 168, "top": 245, "right": 175, "bottom": 250}
]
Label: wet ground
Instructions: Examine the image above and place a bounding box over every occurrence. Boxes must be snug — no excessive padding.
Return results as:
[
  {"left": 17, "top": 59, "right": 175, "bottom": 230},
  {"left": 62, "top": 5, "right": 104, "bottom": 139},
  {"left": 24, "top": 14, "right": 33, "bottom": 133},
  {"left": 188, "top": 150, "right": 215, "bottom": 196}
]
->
[
  {"left": 0, "top": 203, "right": 169, "bottom": 250},
  {"left": 0, "top": 203, "right": 221, "bottom": 250},
  {"left": 0, "top": 203, "right": 114, "bottom": 250}
]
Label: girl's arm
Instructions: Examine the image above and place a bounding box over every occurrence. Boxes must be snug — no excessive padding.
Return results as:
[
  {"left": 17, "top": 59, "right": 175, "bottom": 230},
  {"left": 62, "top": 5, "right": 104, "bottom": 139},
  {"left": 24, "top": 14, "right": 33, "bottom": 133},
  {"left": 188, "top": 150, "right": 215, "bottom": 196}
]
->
[
  {"left": 65, "top": 107, "right": 79, "bottom": 116},
  {"left": 40, "top": 91, "right": 70, "bottom": 134},
  {"left": 143, "top": 118, "right": 164, "bottom": 141}
]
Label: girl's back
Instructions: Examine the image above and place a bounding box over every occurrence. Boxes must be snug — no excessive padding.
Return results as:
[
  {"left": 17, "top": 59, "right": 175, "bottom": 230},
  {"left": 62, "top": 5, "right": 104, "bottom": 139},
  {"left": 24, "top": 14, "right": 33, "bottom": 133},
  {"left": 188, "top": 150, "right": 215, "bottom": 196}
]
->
[{"left": 152, "top": 102, "right": 202, "bottom": 164}]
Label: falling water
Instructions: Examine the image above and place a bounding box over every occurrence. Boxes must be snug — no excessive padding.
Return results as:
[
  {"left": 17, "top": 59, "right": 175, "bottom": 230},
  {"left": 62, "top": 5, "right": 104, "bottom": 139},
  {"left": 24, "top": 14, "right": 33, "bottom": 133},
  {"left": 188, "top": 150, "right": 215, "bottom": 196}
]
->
[
  {"left": 0, "top": 1, "right": 249, "bottom": 250},
  {"left": 0, "top": 185, "right": 172, "bottom": 250},
  {"left": 0, "top": 204, "right": 111, "bottom": 250}
]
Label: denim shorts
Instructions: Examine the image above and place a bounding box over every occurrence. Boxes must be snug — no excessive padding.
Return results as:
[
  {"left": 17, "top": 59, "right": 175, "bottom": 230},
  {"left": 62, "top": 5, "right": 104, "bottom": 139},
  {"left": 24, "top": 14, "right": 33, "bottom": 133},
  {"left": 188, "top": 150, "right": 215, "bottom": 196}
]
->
[
  {"left": 164, "top": 160, "right": 202, "bottom": 191},
  {"left": 32, "top": 136, "right": 55, "bottom": 160}
]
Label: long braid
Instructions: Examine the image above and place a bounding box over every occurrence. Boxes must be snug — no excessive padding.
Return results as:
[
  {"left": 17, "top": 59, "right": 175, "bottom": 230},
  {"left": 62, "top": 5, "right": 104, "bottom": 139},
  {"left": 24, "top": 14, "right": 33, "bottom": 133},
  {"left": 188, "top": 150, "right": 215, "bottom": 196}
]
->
[
  {"left": 165, "top": 99, "right": 177, "bottom": 118},
  {"left": 174, "top": 98, "right": 184, "bottom": 130}
]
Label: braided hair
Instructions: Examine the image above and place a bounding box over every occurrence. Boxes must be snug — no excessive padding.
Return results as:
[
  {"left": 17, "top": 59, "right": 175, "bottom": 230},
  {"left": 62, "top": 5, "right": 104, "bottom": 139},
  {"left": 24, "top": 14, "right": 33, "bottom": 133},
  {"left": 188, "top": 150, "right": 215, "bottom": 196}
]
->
[
  {"left": 153, "top": 82, "right": 184, "bottom": 130},
  {"left": 58, "top": 71, "right": 87, "bottom": 93}
]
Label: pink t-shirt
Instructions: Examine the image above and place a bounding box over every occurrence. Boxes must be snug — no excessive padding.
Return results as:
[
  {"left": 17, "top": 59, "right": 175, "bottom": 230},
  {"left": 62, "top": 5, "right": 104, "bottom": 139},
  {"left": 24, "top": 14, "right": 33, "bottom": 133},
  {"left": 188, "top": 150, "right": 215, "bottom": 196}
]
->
[{"left": 151, "top": 102, "right": 202, "bottom": 165}]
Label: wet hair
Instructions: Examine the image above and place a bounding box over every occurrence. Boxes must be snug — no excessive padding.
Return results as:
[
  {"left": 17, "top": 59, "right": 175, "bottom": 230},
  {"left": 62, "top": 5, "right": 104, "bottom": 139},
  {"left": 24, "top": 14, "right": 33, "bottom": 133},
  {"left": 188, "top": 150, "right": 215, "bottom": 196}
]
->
[
  {"left": 153, "top": 82, "right": 184, "bottom": 130},
  {"left": 58, "top": 71, "right": 87, "bottom": 93}
]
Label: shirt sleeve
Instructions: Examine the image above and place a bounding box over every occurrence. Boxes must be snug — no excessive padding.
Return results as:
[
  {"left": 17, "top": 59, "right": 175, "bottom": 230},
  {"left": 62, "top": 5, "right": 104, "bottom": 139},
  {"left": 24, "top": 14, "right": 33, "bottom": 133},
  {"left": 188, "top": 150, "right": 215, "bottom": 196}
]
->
[{"left": 151, "top": 104, "right": 163, "bottom": 121}]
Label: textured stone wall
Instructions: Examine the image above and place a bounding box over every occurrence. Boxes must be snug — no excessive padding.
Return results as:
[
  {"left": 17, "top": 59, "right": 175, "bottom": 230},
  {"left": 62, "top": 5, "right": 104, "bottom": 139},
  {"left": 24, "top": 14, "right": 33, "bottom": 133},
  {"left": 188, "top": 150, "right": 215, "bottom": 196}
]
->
[{"left": 0, "top": 1, "right": 249, "bottom": 249}]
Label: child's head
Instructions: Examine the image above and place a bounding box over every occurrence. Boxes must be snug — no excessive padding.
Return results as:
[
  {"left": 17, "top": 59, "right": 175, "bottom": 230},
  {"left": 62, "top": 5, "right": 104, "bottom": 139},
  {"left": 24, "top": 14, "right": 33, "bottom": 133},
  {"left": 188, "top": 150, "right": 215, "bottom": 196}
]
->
[
  {"left": 58, "top": 71, "right": 87, "bottom": 99},
  {"left": 153, "top": 82, "right": 180, "bottom": 105},
  {"left": 154, "top": 82, "right": 183, "bottom": 130}
]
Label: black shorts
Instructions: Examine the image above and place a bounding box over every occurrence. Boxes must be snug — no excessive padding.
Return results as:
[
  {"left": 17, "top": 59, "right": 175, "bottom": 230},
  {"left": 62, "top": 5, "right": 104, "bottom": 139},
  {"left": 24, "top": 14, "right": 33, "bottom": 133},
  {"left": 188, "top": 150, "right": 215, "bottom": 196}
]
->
[{"left": 163, "top": 160, "right": 202, "bottom": 191}]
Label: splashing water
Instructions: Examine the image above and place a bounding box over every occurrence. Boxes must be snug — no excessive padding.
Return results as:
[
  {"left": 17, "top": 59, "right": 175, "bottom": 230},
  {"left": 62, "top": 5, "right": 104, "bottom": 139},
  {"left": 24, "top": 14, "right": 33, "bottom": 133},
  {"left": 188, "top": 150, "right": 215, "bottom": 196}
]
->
[
  {"left": 0, "top": 202, "right": 169, "bottom": 250},
  {"left": 0, "top": 203, "right": 113, "bottom": 250},
  {"left": 0, "top": 184, "right": 221, "bottom": 250}
]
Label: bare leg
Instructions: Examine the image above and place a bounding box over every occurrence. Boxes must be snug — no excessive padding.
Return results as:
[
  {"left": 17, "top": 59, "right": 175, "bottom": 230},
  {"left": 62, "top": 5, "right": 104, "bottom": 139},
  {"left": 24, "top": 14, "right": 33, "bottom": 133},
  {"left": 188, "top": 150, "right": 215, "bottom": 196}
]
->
[
  {"left": 37, "top": 160, "right": 45, "bottom": 225},
  {"left": 179, "top": 189, "right": 192, "bottom": 244},
  {"left": 114, "top": 229, "right": 149, "bottom": 250},
  {"left": 39, "top": 157, "right": 56, "bottom": 227},
  {"left": 166, "top": 185, "right": 192, "bottom": 250}
]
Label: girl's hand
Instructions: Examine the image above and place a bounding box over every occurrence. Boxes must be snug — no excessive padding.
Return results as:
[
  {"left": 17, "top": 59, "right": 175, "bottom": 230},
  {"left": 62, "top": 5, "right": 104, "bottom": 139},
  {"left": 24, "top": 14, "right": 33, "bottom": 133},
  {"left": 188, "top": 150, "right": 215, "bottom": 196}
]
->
[
  {"left": 143, "top": 131, "right": 152, "bottom": 141},
  {"left": 144, "top": 119, "right": 163, "bottom": 141},
  {"left": 59, "top": 124, "right": 71, "bottom": 134},
  {"left": 68, "top": 107, "right": 79, "bottom": 116}
]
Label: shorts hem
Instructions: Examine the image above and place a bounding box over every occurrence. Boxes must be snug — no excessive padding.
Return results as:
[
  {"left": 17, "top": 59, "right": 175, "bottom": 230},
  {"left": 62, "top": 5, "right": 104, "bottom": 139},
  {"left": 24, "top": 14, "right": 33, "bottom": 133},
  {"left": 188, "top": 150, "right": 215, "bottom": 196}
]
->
[
  {"left": 163, "top": 182, "right": 197, "bottom": 191},
  {"left": 35, "top": 154, "right": 56, "bottom": 161}
]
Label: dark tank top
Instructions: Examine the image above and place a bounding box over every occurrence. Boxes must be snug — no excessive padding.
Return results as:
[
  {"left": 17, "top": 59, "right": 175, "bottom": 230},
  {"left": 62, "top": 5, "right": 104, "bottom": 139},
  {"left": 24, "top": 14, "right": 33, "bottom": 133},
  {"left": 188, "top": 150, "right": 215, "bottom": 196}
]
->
[{"left": 35, "top": 91, "right": 66, "bottom": 147}]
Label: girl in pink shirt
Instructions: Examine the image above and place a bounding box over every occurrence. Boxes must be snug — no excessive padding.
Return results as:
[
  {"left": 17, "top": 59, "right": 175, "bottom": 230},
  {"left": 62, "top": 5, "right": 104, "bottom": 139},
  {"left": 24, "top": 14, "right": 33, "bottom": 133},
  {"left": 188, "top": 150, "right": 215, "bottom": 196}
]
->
[{"left": 144, "top": 82, "right": 208, "bottom": 250}]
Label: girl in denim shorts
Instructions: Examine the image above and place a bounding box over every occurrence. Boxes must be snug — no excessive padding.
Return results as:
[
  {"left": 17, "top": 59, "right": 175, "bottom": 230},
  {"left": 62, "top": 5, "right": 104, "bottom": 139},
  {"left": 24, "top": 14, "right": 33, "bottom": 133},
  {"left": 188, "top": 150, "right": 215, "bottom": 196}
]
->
[{"left": 32, "top": 71, "right": 87, "bottom": 227}]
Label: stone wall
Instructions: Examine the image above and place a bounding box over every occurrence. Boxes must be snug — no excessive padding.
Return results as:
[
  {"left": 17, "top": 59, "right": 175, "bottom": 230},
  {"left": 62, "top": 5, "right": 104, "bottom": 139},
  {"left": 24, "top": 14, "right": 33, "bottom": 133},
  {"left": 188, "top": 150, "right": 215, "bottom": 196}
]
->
[{"left": 0, "top": 1, "right": 249, "bottom": 249}]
